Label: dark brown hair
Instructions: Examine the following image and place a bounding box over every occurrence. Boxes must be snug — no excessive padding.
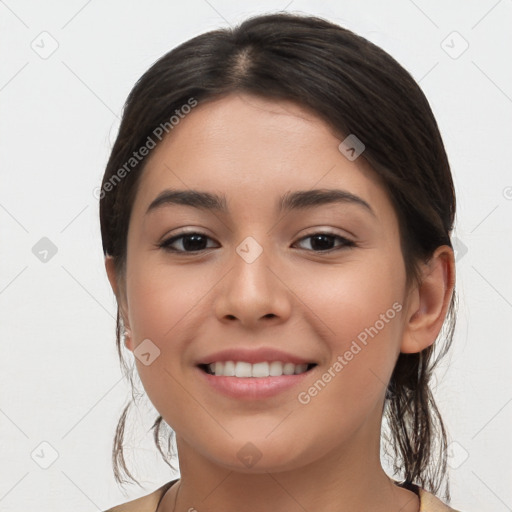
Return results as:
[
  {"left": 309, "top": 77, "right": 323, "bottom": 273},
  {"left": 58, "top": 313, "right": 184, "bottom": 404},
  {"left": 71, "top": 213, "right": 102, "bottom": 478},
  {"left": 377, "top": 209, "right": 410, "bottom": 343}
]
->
[{"left": 99, "top": 12, "right": 457, "bottom": 501}]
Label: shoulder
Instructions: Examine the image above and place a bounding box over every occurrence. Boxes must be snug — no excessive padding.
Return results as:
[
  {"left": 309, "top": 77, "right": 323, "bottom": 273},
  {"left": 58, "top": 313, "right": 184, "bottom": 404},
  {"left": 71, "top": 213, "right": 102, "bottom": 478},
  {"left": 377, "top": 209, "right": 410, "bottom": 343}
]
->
[
  {"left": 103, "top": 479, "right": 464, "bottom": 512},
  {"left": 103, "top": 480, "right": 178, "bottom": 512},
  {"left": 419, "top": 488, "right": 463, "bottom": 512}
]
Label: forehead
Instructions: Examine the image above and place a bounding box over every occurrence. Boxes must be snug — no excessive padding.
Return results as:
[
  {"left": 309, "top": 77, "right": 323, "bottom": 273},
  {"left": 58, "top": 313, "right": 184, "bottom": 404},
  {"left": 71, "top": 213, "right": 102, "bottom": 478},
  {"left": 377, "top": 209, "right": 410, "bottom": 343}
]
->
[{"left": 132, "top": 93, "right": 392, "bottom": 221}]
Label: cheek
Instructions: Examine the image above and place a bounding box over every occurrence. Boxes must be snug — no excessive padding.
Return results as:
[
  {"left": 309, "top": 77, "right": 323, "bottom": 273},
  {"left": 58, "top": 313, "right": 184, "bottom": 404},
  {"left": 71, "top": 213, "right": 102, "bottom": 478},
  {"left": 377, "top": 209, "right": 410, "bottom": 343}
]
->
[
  {"left": 124, "top": 262, "right": 200, "bottom": 426},
  {"left": 297, "top": 255, "right": 405, "bottom": 342},
  {"left": 300, "top": 257, "right": 405, "bottom": 398},
  {"left": 126, "top": 260, "right": 201, "bottom": 343}
]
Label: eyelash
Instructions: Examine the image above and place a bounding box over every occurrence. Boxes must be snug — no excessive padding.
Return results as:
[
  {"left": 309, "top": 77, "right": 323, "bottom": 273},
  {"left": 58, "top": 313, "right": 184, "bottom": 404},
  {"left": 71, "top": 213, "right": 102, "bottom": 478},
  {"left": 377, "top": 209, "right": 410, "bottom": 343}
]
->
[{"left": 158, "top": 230, "right": 357, "bottom": 254}]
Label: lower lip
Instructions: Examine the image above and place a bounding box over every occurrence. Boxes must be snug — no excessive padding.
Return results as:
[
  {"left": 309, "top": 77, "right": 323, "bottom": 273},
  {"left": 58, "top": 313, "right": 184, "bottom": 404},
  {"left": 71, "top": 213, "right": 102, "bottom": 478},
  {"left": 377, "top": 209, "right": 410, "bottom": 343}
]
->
[{"left": 197, "top": 366, "right": 313, "bottom": 400}]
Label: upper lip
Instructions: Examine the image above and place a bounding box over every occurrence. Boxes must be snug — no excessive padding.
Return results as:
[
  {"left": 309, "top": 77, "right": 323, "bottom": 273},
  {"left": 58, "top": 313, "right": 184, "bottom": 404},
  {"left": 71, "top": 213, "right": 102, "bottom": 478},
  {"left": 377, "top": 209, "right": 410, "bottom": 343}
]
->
[{"left": 196, "top": 347, "right": 316, "bottom": 366}]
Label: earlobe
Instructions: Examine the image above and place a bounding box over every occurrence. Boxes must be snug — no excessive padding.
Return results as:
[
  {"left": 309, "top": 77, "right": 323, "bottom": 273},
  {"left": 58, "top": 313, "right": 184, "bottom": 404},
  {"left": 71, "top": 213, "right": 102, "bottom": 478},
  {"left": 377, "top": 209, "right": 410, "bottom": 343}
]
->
[
  {"left": 105, "top": 255, "right": 119, "bottom": 296},
  {"left": 105, "top": 255, "right": 133, "bottom": 352},
  {"left": 122, "top": 326, "right": 133, "bottom": 352},
  {"left": 400, "top": 245, "right": 456, "bottom": 354}
]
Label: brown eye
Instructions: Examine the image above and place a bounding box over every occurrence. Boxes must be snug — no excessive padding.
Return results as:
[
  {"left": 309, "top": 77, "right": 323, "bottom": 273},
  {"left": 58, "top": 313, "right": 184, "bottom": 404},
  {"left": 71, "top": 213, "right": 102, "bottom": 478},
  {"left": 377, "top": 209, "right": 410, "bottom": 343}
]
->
[
  {"left": 159, "top": 232, "right": 218, "bottom": 253},
  {"left": 294, "top": 233, "right": 356, "bottom": 252}
]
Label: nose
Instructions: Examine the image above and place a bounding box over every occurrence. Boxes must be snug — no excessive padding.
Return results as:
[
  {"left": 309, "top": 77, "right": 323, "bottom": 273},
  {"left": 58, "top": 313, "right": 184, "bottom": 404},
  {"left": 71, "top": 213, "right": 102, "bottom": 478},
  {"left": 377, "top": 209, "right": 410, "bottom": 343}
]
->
[{"left": 213, "top": 240, "right": 292, "bottom": 329}]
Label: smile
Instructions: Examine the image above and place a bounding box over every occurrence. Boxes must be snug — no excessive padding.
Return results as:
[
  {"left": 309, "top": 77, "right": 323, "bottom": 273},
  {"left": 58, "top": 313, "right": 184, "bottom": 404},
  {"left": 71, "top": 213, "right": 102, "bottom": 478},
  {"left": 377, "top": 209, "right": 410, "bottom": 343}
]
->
[{"left": 199, "top": 361, "right": 317, "bottom": 377}]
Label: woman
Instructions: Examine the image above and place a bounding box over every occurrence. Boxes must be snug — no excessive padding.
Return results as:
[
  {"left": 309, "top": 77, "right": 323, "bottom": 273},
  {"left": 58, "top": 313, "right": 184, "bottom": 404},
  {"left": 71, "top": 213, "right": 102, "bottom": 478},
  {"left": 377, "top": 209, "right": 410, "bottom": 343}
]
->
[{"left": 100, "top": 12, "right": 462, "bottom": 512}]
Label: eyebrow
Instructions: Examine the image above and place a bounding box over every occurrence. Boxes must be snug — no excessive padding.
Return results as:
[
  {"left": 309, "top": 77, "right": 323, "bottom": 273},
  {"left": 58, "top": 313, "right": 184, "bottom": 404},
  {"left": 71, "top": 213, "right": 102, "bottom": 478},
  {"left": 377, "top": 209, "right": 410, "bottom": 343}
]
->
[{"left": 146, "top": 188, "right": 376, "bottom": 217}]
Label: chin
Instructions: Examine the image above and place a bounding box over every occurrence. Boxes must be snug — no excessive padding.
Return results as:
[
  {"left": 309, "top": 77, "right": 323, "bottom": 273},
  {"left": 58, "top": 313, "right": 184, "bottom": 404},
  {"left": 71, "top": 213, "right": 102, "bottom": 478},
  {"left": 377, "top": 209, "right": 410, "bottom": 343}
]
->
[{"left": 194, "top": 436, "right": 314, "bottom": 474}]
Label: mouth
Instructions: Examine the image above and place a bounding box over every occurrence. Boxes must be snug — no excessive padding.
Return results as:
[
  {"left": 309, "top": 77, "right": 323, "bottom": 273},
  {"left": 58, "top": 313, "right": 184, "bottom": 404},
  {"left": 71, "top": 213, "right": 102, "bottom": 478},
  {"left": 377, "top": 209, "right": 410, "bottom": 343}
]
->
[{"left": 198, "top": 361, "right": 318, "bottom": 377}]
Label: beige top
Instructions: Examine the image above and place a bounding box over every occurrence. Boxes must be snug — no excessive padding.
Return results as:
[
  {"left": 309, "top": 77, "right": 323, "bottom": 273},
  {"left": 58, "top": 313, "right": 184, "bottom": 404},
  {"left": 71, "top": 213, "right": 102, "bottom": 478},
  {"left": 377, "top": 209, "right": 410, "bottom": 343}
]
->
[{"left": 103, "top": 479, "right": 462, "bottom": 511}]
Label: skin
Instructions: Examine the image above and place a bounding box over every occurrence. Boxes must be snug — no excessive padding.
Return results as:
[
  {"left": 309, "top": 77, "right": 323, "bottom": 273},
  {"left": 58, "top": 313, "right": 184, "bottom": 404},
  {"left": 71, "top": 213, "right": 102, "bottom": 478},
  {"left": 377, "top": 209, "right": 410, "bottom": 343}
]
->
[{"left": 106, "top": 93, "right": 455, "bottom": 512}]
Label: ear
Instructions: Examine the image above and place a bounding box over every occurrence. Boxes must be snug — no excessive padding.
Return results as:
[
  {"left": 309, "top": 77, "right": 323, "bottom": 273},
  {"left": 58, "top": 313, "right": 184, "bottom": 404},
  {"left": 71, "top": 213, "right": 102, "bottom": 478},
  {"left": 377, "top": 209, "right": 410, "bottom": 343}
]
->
[
  {"left": 105, "top": 255, "right": 133, "bottom": 352},
  {"left": 400, "top": 245, "right": 456, "bottom": 354}
]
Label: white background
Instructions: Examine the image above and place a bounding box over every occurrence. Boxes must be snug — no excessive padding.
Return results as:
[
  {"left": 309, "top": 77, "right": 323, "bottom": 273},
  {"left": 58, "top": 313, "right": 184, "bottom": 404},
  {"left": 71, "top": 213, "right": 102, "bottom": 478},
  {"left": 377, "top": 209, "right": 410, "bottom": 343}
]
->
[{"left": 1, "top": 1, "right": 511, "bottom": 511}]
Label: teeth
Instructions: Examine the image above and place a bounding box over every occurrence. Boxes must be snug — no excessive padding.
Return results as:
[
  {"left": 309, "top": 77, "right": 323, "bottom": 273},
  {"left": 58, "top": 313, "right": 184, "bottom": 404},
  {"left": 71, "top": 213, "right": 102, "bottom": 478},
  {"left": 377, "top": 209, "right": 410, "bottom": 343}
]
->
[
  {"left": 283, "top": 362, "right": 295, "bottom": 375},
  {"left": 251, "top": 362, "right": 269, "bottom": 377},
  {"left": 235, "top": 361, "right": 252, "bottom": 377},
  {"left": 269, "top": 361, "right": 283, "bottom": 376},
  {"left": 223, "top": 360, "right": 235, "bottom": 376},
  {"left": 206, "top": 361, "right": 312, "bottom": 377}
]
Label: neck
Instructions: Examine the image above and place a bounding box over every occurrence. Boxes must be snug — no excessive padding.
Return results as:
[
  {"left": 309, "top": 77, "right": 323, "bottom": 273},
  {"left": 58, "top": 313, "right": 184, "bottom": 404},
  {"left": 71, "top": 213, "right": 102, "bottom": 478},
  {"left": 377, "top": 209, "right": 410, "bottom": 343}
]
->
[{"left": 158, "top": 415, "right": 419, "bottom": 512}]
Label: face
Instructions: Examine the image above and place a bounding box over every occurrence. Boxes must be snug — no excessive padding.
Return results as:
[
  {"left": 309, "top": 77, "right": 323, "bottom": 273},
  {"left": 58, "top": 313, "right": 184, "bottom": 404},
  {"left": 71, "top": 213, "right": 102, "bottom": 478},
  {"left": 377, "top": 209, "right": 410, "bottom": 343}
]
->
[{"left": 116, "top": 93, "right": 414, "bottom": 472}]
